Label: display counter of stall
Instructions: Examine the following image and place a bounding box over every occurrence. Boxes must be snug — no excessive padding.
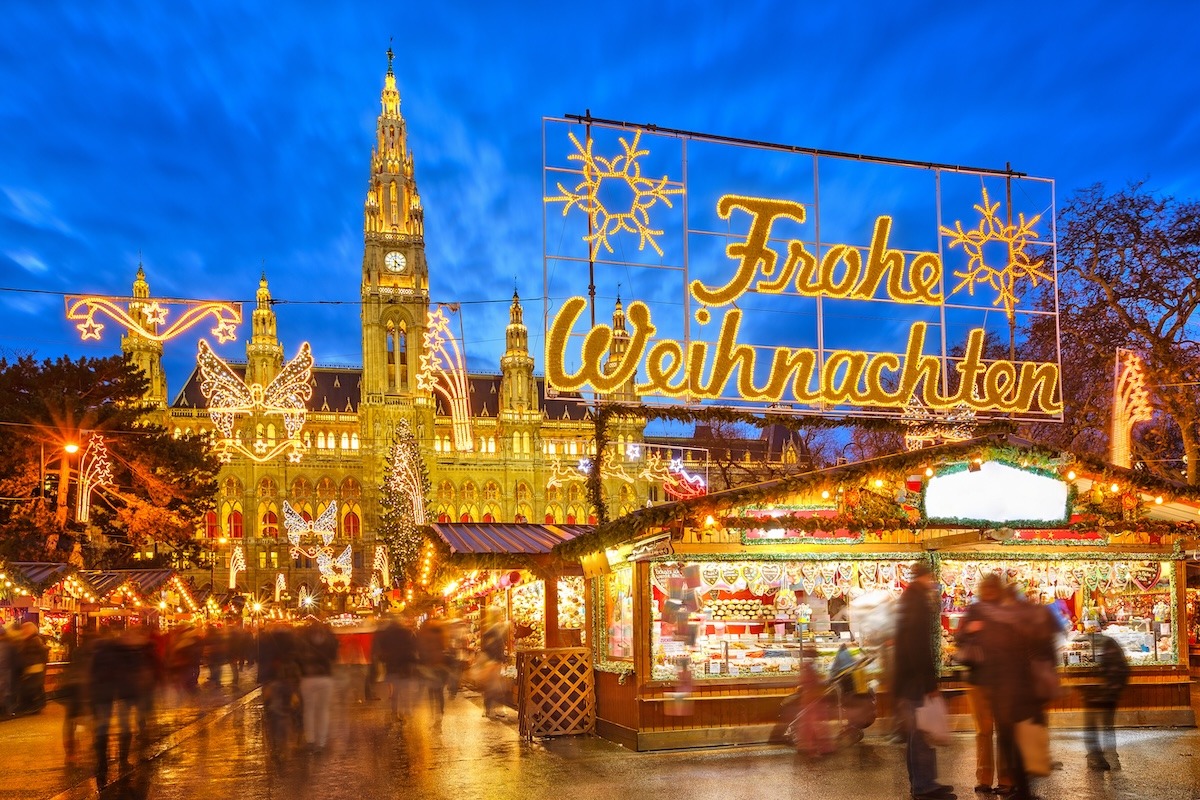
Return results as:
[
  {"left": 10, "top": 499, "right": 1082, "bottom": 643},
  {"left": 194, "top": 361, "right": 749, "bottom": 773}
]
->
[
  {"left": 936, "top": 549, "right": 1189, "bottom": 727},
  {"left": 560, "top": 436, "right": 1200, "bottom": 751}
]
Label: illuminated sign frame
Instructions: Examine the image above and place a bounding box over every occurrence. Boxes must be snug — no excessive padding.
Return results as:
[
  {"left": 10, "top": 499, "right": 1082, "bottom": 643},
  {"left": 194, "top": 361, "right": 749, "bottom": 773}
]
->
[{"left": 542, "top": 117, "right": 1062, "bottom": 421}]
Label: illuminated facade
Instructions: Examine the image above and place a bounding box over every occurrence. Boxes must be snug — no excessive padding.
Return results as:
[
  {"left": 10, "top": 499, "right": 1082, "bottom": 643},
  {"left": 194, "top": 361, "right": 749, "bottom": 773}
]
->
[{"left": 123, "top": 55, "right": 808, "bottom": 599}]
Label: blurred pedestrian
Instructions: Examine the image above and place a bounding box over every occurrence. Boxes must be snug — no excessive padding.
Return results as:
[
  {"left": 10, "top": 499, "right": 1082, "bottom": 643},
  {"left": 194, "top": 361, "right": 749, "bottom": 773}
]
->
[
  {"left": 479, "top": 618, "right": 509, "bottom": 719},
  {"left": 61, "top": 631, "right": 96, "bottom": 765},
  {"left": 445, "top": 620, "right": 469, "bottom": 698},
  {"left": 1080, "top": 623, "right": 1130, "bottom": 771},
  {"left": 893, "top": 562, "right": 955, "bottom": 800},
  {"left": 417, "top": 619, "right": 448, "bottom": 720},
  {"left": 90, "top": 627, "right": 157, "bottom": 787},
  {"left": 968, "top": 583, "right": 1053, "bottom": 800},
  {"left": 296, "top": 619, "right": 338, "bottom": 751},
  {"left": 374, "top": 617, "right": 418, "bottom": 722},
  {"left": 15, "top": 621, "right": 48, "bottom": 714},
  {"left": 258, "top": 623, "right": 300, "bottom": 763},
  {"left": 0, "top": 624, "right": 15, "bottom": 717},
  {"left": 955, "top": 572, "right": 1011, "bottom": 795},
  {"left": 168, "top": 625, "right": 202, "bottom": 694}
]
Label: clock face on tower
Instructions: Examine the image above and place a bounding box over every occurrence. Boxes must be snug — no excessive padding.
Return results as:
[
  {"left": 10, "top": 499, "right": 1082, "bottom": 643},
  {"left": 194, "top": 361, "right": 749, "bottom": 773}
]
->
[{"left": 384, "top": 251, "right": 407, "bottom": 273}]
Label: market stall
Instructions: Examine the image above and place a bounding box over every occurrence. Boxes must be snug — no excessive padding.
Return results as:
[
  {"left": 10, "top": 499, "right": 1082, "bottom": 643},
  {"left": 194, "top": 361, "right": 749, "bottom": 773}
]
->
[
  {"left": 560, "top": 436, "right": 1199, "bottom": 751},
  {"left": 432, "top": 522, "right": 592, "bottom": 725},
  {"left": 81, "top": 569, "right": 200, "bottom": 628},
  {"left": 0, "top": 562, "right": 97, "bottom": 660}
]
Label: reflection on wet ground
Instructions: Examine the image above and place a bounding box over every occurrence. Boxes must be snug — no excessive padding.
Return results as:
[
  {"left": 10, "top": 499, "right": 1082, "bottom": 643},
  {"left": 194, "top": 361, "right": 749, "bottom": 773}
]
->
[{"left": 11, "top": 668, "right": 1200, "bottom": 800}]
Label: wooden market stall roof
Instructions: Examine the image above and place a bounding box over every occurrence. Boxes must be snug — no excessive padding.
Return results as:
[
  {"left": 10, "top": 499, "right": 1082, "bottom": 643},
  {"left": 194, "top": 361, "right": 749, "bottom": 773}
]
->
[
  {"left": 2, "top": 561, "right": 98, "bottom": 596},
  {"left": 554, "top": 434, "right": 1200, "bottom": 558},
  {"left": 80, "top": 569, "right": 176, "bottom": 597},
  {"left": 430, "top": 523, "right": 593, "bottom": 555}
]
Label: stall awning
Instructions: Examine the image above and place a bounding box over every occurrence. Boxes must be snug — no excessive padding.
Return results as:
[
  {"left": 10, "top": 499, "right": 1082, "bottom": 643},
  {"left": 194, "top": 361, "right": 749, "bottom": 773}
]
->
[
  {"left": 4, "top": 561, "right": 77, "bottom": 592},
  {"left": 430, "top": 523, "right": 593, "bottom": 555},
  {"left": 80, "top": 569, "right": 177, "bottom": 597}
]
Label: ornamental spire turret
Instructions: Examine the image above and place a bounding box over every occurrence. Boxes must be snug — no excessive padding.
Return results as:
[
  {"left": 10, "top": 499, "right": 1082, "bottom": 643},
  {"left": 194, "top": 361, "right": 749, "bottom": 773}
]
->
[
  {"left": 605, "top": 294, "right": 636, "bottom": 403},
  {"left": 121, "top": 260, "right": 167, "bottom": 408},
  {"left": 364, "top": 48, "right": 423, "bottom": 237},
  {"left": 246, "top": 272, "right": 283, "bottom": 388},
  {"left": 500, "top": 289, "right": 537, "bottom": 416}
]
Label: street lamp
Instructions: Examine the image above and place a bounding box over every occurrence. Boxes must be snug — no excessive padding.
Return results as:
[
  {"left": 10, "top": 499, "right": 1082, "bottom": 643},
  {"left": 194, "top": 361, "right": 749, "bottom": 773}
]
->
[{"left": 39, "top": 439, "right": 80, "bottom": 526}]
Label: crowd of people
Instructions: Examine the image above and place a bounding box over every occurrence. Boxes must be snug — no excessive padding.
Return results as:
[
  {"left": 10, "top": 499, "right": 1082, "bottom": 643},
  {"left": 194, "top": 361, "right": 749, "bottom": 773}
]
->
[
  {"left": 256, "top": 614, "right": 507, "bottom": 763},
  {"left": 3, "top": 586, "right": 1137, "bottom": 797},
  {"left": 893, "top": 563, "right": 1130, "bottom": 800}
]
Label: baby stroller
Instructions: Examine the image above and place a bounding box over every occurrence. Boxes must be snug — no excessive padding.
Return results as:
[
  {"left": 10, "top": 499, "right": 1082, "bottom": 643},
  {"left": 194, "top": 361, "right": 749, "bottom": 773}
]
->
[{"left": 781, "top": 652, "right": 877, "bottom": 757}]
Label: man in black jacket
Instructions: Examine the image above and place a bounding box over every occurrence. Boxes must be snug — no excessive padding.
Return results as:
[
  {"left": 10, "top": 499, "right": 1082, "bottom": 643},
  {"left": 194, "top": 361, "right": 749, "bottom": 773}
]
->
[{"left": 894, "top": 562, "right": 956, "bottom": 800}]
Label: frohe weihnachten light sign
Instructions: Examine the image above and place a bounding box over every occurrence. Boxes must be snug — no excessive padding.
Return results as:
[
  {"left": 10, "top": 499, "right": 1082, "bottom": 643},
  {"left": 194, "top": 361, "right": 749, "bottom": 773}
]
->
[{"left": 542, "top": 118, "right": 1061, "bottom": 419}]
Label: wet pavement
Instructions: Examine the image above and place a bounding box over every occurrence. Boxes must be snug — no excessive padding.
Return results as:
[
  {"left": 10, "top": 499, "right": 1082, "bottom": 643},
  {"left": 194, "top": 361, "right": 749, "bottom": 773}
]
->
[{"left": 9, "top": 668, "right": 1200, "bottom": 800}]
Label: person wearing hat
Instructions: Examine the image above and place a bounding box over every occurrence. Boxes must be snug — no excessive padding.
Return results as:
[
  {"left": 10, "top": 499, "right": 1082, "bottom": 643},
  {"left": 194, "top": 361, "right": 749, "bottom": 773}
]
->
[{"left": 894, "top": 561, "right": 956, "bottom": 800}]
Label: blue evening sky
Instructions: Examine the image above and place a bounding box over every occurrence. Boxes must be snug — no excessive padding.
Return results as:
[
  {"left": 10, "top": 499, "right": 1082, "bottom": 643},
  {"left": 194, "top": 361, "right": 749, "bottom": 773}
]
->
[{"left": 1, "top": 1, "right": 1198, "bottom": 401}]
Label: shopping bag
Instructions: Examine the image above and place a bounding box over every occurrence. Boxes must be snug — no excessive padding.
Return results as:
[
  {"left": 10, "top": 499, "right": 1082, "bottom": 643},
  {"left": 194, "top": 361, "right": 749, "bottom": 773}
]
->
[
  {"left": 915, "top": 693, "right": 951, "bottom": 746},
  {"left": 1031, "top": 658, "right": 1063, "bottom": 702},
  {"left": 1015, "top": 718, "right": 1051, "bottom": 777}
]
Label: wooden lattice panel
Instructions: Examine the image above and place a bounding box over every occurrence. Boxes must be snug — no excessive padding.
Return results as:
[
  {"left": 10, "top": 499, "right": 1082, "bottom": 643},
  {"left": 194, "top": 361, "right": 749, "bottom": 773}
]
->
[{"left": 518, "top": 647, "right": 596, "bottom": 739}]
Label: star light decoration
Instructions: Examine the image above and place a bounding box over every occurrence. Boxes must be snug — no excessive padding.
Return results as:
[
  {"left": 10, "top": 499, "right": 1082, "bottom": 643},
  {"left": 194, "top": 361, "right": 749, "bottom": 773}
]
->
[
  {"left": 74, "top": 433, "right": 114, "bottom": 524},
  {"left": 196, "top": 339, "right": 314, "bottom": 463},
  {"left": 940, "top": 187, "right": 1052, "bottom": 322},
  {"left": 545, "top": 129, "right": 683, "bottom": 258},
  {"left": 1111, "top": 348, "right": 1153, "bottom": 469},
  {"left": 417, "top": 305, "right": 474, "bottom": 452},
  {"left": 229, "top": 544, "right": 246, "bottom": 591},
  {"left": 66, "top": 294, "right": 241, "bottom": 343}
]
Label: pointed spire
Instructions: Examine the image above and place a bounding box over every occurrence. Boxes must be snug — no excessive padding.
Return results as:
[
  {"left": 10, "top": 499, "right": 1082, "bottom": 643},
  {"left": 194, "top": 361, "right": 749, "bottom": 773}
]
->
[
  {"left": 509, "top": 288, "right": 525, "bottom": 327},
  {"left": 381, "top": 44, "right": 400, "bottom": 116},
  {"left": 257, "top": 272, "right": 271, "bottom": 308},
  {"left": 386, "top": 38, "right": 395, "bottom": 76}
]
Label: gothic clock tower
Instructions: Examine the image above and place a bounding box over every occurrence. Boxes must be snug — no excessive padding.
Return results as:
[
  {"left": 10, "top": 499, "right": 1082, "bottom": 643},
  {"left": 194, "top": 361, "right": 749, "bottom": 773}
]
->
[{"left": 361, "top": 49, "right": 431, "bottom": 411}]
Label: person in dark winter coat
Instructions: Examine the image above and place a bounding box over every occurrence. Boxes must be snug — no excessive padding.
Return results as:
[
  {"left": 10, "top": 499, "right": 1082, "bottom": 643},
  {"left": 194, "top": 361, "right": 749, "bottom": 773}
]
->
[
  {"left": 893, "top": 562, "right": 956, "bottom": 800},
  {"left": 1079, "top": 625, "right": 1130, "bottom": 771},
  {"left": 964, "top": 585, "right": 1056, "bottom": 800},
  {"left": 954, "top": 573, "right": 1011, "bottom": 794},
  {"left": 296, "top": 621, "right": 338, "bottom": 751},
  {"left": 373, "top": 618, "right": 418, "bottom": 721},
  {"left": 89, "top": 628, "right": 157, "bottom": 787}
]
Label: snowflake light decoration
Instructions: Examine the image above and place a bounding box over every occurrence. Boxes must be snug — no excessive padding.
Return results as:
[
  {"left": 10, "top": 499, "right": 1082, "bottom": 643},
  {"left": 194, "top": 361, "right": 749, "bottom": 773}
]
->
[
  {"left": 417, "top": 305, "right": 474, "bottom": 452},
  {"left": 546, "top": 129, "right": 683, "bottom": 258},
  {"left": 940, "top": 187, "right": 1051, "bottom": 321},
  {"left": 66, "top": 295, "right": 241, "bottom": 343},
  {"left": 196, "top": 339, "right": 314, "bottom": 462}
]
